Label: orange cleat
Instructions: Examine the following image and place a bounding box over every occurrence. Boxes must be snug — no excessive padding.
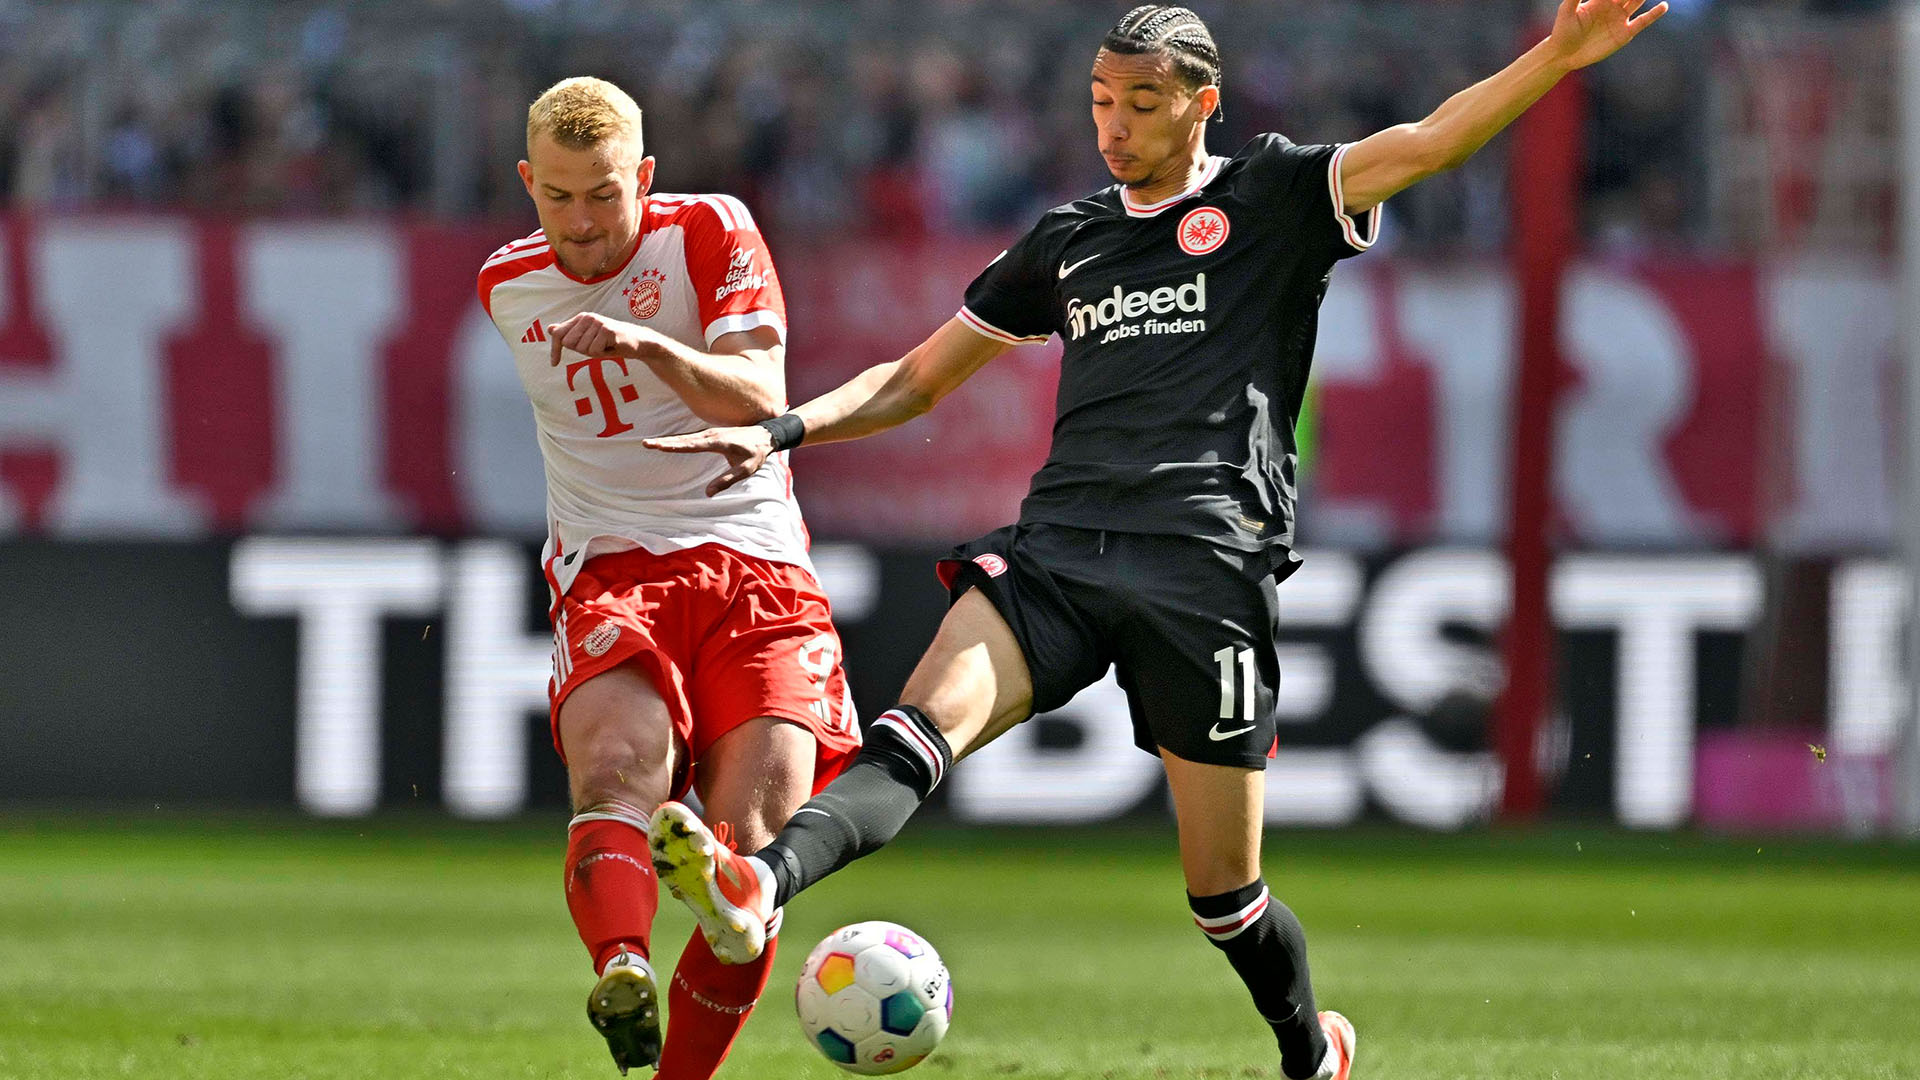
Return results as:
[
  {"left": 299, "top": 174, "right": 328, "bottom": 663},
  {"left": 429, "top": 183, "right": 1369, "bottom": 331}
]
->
[
  {"left": 1311, "top": 1010, "right": 1356, "bottom": 1080},
  {"left": 648, "top": 801, "right": 774, "bottom": 964}
]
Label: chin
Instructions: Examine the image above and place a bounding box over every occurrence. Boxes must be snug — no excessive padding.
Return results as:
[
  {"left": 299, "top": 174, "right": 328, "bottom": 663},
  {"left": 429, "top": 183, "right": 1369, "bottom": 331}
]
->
[{"left": 561, "top": 246, "right": 607, "bottom": 278}]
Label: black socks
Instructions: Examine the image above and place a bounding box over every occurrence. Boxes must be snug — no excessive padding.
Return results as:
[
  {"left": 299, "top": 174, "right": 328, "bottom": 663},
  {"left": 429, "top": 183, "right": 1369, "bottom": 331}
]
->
[
  {"left": 1190, "top": 879, "right": 1328, "bottom": 1079},
  {"left": 757, "top": 705, "right": 952, "bottom": 909}
]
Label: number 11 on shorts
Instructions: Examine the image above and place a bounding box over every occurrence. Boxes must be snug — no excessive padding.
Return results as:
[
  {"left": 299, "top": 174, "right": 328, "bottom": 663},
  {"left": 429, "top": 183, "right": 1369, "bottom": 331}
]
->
[{"left": 1214, "top": 646, "right": 1255, "bottom": 722}]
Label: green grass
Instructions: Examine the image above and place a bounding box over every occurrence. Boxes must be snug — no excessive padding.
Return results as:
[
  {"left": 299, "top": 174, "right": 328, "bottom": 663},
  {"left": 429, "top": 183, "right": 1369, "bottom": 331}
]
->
[{"left": 1, "top": 817, "right": 1917, "bottom": 1079}]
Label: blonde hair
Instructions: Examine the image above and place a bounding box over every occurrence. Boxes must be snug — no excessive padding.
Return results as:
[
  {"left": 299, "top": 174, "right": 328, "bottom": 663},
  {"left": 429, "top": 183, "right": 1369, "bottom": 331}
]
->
[{"left": 526, "top": 77, "right": 643, "bottom": 155}]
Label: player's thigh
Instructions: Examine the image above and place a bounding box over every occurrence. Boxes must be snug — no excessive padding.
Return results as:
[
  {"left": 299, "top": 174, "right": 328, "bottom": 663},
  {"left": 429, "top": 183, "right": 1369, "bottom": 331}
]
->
[
  {"left": 556, "top": 663, "right": 682, "bottom": 812},
  {"left": 1114, "top": 537, "right": 1281, "bottom": 771},
  {"left": 900, "top": 588, "right": 1035, "bottom": 761},
  {"left": 1161, "top": 748, "right": 1265, "bottom": 896},
  {"left": 693, "top": 717, "right": 819, "bottom": 851}
]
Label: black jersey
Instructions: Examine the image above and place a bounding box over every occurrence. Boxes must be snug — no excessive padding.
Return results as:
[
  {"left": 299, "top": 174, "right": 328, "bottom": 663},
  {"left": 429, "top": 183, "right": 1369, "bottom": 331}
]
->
[{"left": 958, "top": 134, "right": 1379, "bottom": 575}]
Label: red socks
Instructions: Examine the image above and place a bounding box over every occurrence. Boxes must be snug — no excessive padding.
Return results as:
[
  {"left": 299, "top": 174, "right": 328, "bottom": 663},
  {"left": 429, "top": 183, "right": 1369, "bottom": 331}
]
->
[
  {"left": 567, "top": 805, "right": 777, "bottom": 1078},
  {"left": 564, "top": 808, "right": 659, "bottom": 973},
  {"left": 656, "top": 916, "right": 781, "bottom": 1079}
]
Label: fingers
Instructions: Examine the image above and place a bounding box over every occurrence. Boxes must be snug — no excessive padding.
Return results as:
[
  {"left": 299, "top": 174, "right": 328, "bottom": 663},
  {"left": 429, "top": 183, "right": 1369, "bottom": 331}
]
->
[
  {"left": 706, "top": 465, "right": 753, "bottom": 497},
  {"left": 547, "top": 312, "right": 611, "bottom": 366},
  {"left": 548, "top": 314, "right": 575, "bottom": 366},
  {"left": 641, "top": 432, "right": 721, "bottom": 453},
  {"left": 1627, "top": 0, "right": 1668, "bottom": 31}
]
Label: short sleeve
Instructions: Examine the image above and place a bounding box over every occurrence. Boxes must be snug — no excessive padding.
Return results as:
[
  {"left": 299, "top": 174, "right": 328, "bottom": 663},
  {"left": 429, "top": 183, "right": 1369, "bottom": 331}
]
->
[
  {"left": 1243, "top": 134, "right": 1381, "bottom": 262},
  {"left": 957, "top": 217, "right": 1063, "bottom": 346},
  {"left": 681, "top": 195, "right": 787, "bottom": 346}
]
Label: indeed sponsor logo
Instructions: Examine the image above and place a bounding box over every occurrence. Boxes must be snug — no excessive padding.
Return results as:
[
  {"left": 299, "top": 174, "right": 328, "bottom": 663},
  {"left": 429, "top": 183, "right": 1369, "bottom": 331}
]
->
[{"left": 1066, "top": 273, "right": 1207, "bottom": 343}]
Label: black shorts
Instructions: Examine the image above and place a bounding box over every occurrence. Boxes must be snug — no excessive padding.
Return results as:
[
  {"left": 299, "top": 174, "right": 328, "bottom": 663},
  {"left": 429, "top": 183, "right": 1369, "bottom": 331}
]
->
[{"left": 937, "top": 522, "right": 1282, "bottom": 770}]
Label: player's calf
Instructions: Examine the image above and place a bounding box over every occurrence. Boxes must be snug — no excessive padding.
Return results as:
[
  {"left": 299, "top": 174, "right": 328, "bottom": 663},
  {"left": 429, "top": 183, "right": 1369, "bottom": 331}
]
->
[
  {"left": 753, "top": 705, "right": 952, "bottom": 908},
  {"left": 1189, "top": 879, "right": 1332, "bottom": 1080},
  {"left": 655, "top": 918, "right": 784, "bottom": 1079}
]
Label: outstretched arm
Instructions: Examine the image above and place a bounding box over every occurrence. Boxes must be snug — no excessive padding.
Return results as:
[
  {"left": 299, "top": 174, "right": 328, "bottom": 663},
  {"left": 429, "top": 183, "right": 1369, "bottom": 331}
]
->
[
  {"left": 548, "top": 312, "right": 786, "bottom": 427},
  {"left": 1337, "top": 0, "right": 1667, "bottom": 214},
  {"left": 644, "top": 317, "right": 1011, "bottom": 495}
]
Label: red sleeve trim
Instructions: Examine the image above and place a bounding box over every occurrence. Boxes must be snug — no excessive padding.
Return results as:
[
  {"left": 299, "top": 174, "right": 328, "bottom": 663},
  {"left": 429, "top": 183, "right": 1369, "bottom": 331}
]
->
[
  {"left": 477, "top": 243, "right": 552, "bottom": 317},
  {"left": 1326, "top": 144, "right": 1382, "bottom": 252},
  {"left": 956, "top": 306, "right": 1050, "bottom": 346}
]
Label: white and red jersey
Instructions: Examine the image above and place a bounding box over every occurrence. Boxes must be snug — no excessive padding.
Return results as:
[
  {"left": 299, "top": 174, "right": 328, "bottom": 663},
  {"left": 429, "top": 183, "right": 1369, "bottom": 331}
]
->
[{"left": 479, "top": 192, "right": 810, "bottom": 594}]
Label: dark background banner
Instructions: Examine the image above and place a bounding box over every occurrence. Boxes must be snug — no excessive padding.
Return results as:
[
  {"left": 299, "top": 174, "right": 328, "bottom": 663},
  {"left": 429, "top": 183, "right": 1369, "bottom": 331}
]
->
[{"left": 6, "top": 538, "right": 1869, "bottom": 830}]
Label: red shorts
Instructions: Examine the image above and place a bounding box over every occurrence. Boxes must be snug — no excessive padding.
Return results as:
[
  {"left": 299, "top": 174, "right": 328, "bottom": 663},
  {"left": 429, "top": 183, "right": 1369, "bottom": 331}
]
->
[{"left": 548, "top": 543, "right": 862, "bottom": 797}]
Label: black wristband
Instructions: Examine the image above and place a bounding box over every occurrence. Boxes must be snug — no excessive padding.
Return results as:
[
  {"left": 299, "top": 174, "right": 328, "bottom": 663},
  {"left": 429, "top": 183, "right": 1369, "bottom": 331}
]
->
[{"left": 757, "top": 413, "right": 806, "bottom": 452}]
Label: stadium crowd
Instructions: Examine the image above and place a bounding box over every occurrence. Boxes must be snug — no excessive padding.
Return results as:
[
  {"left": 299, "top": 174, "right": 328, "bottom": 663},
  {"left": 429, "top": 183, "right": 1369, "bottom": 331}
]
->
[{"left": 0, "top": 0, "right": 1881, "bottom": 251}]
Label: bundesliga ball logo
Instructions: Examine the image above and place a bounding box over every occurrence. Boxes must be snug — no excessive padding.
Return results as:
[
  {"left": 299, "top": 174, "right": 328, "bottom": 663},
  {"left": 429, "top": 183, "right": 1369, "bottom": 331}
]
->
[
  {"left": 1178, "top": 206, "right": 1230, "bottom": 255},
  {"left": 624, "top": 268, "right": 665, "bottom": 319}
]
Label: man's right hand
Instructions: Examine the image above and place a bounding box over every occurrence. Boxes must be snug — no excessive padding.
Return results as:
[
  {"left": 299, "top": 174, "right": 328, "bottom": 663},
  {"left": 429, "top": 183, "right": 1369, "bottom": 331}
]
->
[{"left": 643, "top": 425, "right": 775, "bottom": 496}]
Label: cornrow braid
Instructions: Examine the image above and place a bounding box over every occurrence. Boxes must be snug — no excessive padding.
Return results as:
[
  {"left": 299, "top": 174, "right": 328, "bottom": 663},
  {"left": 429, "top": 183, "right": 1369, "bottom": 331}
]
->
[{"left": 1101, "top": 4, "right": 1224, "bottom": 121}]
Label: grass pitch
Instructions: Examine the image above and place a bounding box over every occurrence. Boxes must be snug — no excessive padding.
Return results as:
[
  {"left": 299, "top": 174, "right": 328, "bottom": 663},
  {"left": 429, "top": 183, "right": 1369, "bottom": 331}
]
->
[{"left": 1, "top": 817, "right": 1916, "bottom": 1080}]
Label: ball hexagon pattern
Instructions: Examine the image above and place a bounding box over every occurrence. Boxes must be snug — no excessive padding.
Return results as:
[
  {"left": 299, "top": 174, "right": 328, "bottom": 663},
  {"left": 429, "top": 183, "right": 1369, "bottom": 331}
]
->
[{"left": 795, "top": 921, "right": 951, "bottom": 1075}]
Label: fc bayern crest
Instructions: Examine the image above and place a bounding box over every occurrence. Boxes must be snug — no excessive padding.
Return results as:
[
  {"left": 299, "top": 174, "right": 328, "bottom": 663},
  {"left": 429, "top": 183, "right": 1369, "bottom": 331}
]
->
[
  {"left": 1177, "top": 206, "right": 1230, "bottom": 255},
  {"left": 582, "top": 621, "right": 622, "bottom": 658},
  {"left": 624, "top": 268, "right": 665, "bottom": 319}
]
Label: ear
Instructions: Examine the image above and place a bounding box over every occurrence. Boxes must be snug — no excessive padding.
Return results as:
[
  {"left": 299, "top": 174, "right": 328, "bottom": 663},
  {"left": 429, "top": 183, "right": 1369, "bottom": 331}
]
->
[
  {"left": 636, "top": 156, "right": 657, "bottom": 198},
  {"left": 517, "top": 159, "right": 535, "bottom": 199},
  {"left": 1196, "top": 85, "right": 1220, "bottom": 122}
]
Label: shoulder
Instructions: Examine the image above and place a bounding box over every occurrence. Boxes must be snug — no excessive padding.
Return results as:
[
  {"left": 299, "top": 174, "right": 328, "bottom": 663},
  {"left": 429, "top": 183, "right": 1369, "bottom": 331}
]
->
[
  {"left": 1010, "top": 197, "right": 1104, "bottom": 256},
  {"left": 1227, "top": 133, "right": 1343, "bottom": 204},
  {"left": 646, "top": 192, "right": 763, "bottom": 238},
  {"left": 477, "top": 229, "right": 554, "bottom": 316},
  {"left": 1233, "top": 132, "right": 1339, "bottom": 174},
  {"left": 1231, "top": 132, "right": 1306, "bottom": 174}
]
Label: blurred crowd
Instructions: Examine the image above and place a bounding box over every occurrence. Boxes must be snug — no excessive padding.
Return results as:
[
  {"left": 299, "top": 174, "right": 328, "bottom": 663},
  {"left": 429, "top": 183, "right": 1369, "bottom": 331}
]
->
[{"left": 0, "top": 0, "right": 1892, "bottom": 251}]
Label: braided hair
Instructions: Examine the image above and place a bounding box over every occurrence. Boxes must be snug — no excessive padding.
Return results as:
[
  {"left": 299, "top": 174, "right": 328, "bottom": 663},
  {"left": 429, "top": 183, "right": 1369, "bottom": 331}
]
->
[{"left": 1100, "top": 5, "right": 1224, "bottom": 121}]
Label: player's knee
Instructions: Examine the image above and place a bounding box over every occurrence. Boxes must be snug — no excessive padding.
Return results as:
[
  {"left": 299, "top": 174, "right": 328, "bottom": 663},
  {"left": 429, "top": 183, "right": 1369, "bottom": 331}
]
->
[
  {"left": 1178, "top": 844, "right": 1262, "bottom": 897},
  {"left": 567, "top": 724, "right": 674, "bottom": 808}
]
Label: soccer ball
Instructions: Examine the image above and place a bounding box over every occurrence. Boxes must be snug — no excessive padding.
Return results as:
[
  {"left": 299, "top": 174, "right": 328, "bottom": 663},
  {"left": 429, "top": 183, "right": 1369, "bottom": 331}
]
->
[{"left": 795, "top": 920, "right": 952, "bottom": 1074}]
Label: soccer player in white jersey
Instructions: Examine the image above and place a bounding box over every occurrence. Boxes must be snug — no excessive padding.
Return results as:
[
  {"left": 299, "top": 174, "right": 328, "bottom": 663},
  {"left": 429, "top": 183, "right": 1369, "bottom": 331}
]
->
[{"left": 477, "top": 77, "right": 861, "bottom": 1077}]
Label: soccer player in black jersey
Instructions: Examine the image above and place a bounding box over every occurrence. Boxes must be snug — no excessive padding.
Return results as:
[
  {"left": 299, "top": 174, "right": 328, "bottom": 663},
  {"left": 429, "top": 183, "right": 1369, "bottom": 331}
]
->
[{"left": 645, "top": 3, "right": 1665, "bottom": 1076}]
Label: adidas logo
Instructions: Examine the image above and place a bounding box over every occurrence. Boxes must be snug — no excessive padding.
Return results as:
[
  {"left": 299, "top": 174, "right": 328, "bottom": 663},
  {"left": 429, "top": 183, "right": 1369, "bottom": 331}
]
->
[{"left": 521, "top": 320, "right": 547, "bottom": 343}]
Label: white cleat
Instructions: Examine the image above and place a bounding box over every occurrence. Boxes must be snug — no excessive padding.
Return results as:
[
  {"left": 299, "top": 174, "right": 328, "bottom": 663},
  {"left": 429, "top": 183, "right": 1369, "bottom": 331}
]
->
[
  {"left": 587, "top": 949, "right": 660, "bottom": 1075},
  {"left": 648, "top": 801, "right": 773, "bottom": 964}
]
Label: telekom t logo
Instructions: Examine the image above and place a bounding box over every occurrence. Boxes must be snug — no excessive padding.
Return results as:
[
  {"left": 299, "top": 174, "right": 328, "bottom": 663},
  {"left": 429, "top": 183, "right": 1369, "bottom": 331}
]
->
[{"left": 566, "top": 356, "right": 640, "bottom": 437}]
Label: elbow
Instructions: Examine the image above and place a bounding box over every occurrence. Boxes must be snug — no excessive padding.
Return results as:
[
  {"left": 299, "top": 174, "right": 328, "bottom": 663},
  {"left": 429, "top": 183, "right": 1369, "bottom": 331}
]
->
[
  {"left": 713, "top": 383, "right": 787, "bottom": 427},
  {"left": 895, "top": 384, "right": 937, "bottom": 419},
  {"left": 745, "top": 388, "right": 786, "bottom": 423},
  {"left": 700, "top": 401, "right": 779, "bottom": 428}
]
